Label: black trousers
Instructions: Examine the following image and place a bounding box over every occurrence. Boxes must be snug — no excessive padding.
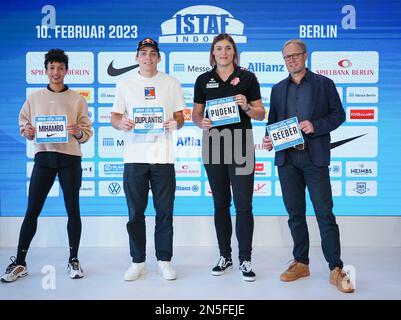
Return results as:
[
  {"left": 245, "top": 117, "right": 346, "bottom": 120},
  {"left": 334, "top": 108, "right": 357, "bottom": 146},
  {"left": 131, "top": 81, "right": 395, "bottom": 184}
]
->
[
  {"left": 205, "top": 163, "right": 255, "bottom": 262},
  {"left": 278, "top": 149, "right": 343, "bottom": 270},
  {"left": 18, "top": 162, "right": 82, "bottom": 260},
  {"left": 123, "top": 163, "right": 176, "bottom": 263}
]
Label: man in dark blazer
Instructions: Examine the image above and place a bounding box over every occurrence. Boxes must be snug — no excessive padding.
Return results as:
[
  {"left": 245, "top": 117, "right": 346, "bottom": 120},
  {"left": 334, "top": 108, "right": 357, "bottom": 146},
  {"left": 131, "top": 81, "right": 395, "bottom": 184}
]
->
[{"left": 263, "top": 39, "right": 354, "bottom": 293}]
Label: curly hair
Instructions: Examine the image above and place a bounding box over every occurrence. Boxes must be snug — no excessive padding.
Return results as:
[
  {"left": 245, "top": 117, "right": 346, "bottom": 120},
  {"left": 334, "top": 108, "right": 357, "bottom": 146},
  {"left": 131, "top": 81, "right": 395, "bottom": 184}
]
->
[{"left": 44, "top": 49, "right": 69, "bottom": 70}]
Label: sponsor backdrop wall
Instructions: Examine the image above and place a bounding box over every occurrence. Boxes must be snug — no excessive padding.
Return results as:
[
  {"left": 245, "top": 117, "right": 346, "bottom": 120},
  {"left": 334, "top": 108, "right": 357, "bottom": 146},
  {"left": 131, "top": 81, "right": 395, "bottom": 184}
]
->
[{"left": 0, "top": 0, "right": 400, "bottom": 217}]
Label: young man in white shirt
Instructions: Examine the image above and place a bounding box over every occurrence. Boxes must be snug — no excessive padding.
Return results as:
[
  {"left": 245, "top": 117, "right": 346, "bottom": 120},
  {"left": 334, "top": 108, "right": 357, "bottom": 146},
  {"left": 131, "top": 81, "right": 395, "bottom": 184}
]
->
[{"left": 111, "top": 38, "right": 185, "bottom": 281}]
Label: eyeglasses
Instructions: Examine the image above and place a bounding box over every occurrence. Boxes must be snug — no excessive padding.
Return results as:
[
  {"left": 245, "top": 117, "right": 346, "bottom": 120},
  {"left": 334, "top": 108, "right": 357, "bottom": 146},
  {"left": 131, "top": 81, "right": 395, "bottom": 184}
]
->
[{"left": 283, "top": 52, "right": 305, "bottom": 61}]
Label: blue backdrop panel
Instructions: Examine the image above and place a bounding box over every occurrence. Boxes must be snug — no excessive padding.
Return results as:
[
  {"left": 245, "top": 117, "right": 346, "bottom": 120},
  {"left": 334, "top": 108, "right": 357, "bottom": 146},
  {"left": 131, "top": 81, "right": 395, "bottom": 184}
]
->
[{"left": 0, "top": 0, "right": 400, "bottom": 216}]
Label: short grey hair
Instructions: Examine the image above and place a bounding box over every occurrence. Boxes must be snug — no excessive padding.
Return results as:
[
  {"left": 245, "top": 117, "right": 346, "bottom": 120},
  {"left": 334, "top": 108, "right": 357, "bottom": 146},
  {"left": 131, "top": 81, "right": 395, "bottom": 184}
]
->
[{"left": 282, "top": 39, "right": 307, "bottom": 53}]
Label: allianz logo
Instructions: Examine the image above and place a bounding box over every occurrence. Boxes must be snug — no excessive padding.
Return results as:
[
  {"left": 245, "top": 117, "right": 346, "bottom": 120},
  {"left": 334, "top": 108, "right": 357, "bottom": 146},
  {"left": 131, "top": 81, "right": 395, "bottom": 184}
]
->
[
  {"left": 247, "top": 63, "right": 285, "bottom": 73},
  {"left": 159, "top": 5, "right": 247, "bottom": 43},
  {"left": 176, "top": 184, "right": 200, "bottom": 192},
  {"left": 177, "top": 136, "right": 201, "bottom": 146}
]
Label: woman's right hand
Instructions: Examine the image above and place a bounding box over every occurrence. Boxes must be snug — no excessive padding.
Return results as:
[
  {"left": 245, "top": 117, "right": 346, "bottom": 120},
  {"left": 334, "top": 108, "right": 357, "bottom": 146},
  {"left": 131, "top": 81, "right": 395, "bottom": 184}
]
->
[{"left": 23, "top": 123, "right": 35, "bottom": 140}]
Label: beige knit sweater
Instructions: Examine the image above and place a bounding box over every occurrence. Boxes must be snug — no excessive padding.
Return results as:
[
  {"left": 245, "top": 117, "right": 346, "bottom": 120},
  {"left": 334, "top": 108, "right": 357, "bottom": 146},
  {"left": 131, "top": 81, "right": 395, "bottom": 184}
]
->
[{"left": 19, "top": 88, "right": 93, "bottom": 157}]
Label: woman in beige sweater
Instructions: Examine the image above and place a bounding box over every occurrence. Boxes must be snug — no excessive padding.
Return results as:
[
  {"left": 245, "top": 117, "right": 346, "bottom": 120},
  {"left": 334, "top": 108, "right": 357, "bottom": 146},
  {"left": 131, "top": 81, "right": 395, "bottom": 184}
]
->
[{"left": 1, "top": 49, "right": 92, "bottom": 283}]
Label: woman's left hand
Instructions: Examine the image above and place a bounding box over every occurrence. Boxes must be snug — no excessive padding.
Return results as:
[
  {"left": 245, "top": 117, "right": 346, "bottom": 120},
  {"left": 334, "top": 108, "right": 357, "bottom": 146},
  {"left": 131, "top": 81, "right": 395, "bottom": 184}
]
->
[
  {"left": 67, "top": 123, "right": 82, "bottom": 138},
  {"left": 235, "top": 94, "right": 248, "bottom": 110}
]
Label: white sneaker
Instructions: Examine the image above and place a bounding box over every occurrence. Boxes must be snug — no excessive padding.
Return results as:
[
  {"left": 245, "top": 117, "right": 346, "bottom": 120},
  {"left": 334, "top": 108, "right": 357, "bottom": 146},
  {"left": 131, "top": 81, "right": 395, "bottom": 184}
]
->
[
  {"left": 67, "top": 258, "right": 84, "bottom": 279},
  {"left": 124, "top": 262, "right": 146, "bottom": 281},
  {"left": 1, "top": 257, "right": 28, "bottom": 283},
  {"left": 158, "top": 261, "right": 177, "bottom": 280}
]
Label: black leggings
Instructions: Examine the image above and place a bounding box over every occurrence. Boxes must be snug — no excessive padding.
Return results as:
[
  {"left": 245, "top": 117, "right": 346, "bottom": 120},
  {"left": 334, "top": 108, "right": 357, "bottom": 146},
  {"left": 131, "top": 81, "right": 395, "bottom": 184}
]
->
[
  {"left": 204, "top": 163, "right": 255, "bottom": 262},
  {"left": 17, "top": 162, "right": 82, "bottom": 263}
]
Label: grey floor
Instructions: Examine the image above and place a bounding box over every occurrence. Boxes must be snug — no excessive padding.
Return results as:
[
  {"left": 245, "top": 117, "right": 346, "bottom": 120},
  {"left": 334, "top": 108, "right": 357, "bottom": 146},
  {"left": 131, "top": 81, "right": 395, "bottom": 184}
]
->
[{"left": 0, "top": 246, "right": 400, "bottom": 300}]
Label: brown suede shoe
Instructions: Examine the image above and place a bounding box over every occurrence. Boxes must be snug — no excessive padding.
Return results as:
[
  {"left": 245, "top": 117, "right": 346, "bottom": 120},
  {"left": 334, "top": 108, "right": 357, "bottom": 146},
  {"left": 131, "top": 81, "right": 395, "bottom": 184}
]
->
[
  {"left": 280, "top": 260, "right": 310, "bottom": 282},
  {"left": 330, "top": 267, "right": 354, "bottom": 293}
]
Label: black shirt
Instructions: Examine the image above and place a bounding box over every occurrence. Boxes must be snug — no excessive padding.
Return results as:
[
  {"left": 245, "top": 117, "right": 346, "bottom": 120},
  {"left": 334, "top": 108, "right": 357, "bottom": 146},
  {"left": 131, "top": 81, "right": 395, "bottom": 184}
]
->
[
  {"left": 194, "top": 66, "right": 261, "bottom": 161},
  {"left": 194, "top": 65, "right": 261, "bottom": 131}
]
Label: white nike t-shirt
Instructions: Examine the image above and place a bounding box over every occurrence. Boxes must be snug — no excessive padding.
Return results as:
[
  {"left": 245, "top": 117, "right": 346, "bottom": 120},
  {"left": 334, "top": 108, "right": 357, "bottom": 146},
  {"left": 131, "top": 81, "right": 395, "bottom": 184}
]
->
[{"left": 112, "top": 71, "right": 186, "bottom": 164}]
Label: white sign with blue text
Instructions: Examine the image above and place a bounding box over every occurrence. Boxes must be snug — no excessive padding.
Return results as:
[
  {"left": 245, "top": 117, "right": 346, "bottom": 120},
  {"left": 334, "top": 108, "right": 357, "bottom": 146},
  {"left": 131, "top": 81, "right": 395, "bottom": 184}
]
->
[
  {"left": 133, "top": 107, "right": 165, "bottom": 134},
  {"left": 34, "top": 115, "right": 68, "bottom": 144},
  {"left": 206, "top": 96, "right": 240, "bottom": 127},
  {"left": 266, "top": 117, "right": 304, "bottom": 152}
]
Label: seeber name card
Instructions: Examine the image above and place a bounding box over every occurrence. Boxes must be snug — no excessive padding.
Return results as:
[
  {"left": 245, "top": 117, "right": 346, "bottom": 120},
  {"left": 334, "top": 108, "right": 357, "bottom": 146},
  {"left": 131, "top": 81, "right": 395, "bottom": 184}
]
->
[
  {"left": 206, "top": 96, "right": 240, "bottom": 127},
  {"left": 34, "top": 115, "right": 68, "bottom": 144},
  {"left": 133, "top": 107, "right": 165, "bottom": 134},
  {"left": 266, "top": 117, "right": 304, "bottom": 152}
]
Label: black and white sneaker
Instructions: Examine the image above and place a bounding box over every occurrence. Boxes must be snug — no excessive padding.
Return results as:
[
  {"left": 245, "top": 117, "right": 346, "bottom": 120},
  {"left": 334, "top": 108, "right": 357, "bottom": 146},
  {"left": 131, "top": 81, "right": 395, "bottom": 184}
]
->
[
  {"left": 240, "top": 260, "right": 256, "bottom": 282},
  {"left": 211, "top": 256, "right": 233, "bottom": 276},
  {"left": 1, "top": 256, "right": 28, "bottom": 283},
  {"left": 67, "top": 258, "right": 84, "bottom": 279}
]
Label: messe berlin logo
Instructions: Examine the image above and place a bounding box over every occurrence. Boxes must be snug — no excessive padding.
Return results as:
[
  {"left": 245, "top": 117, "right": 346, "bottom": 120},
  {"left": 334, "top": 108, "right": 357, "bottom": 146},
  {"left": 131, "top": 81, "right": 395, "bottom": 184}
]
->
[{"left": 159, "top": 5, "right": 247, "bottom": 43}]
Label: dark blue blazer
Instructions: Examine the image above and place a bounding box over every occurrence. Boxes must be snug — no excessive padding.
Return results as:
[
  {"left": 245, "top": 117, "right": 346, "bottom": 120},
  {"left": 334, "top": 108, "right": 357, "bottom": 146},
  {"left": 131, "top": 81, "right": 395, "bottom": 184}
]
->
[{"left": 268, "top": 70, "right": 345, "bottom": 167}]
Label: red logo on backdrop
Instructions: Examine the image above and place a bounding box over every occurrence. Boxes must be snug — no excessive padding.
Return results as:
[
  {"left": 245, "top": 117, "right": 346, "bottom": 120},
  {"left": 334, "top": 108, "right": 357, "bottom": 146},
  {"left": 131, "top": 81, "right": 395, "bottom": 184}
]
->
[
  {"left": 77, "top": 90, "right": 91, "bottom": 101},
  {"left": 255, "top": 163, "right": 264, "bottom": 172},
  {"left": 254, "top": 183, "right": 266, "bottom": 192},
  {"left": 338, "top": 59, "right": 352, "bottom": 68},
  {"left": 230, "top": 77, "right": 240, "bottom": 86},
  {"left": 31, "top": 69, "right": 46, "bottom": 75},
  {"left": 350, "top": 109, "right": 375, "bottom": 119}
]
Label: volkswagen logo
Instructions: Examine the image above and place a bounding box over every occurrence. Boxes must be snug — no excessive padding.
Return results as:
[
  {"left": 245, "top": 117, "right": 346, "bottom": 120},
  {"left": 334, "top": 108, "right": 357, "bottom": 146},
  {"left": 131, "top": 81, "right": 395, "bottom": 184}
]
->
[{"left": 108, "top": 182, "right": 121, "bottom": 195}]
